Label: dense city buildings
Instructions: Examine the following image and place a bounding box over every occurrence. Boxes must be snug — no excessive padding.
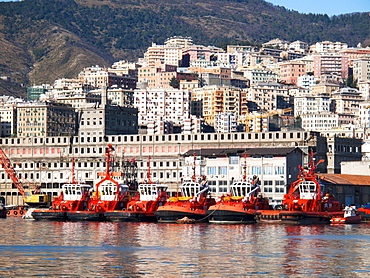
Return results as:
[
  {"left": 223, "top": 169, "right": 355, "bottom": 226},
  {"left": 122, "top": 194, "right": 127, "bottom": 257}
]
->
[{"left": 2, "top": 36, "right": 370, "bottom": 206}]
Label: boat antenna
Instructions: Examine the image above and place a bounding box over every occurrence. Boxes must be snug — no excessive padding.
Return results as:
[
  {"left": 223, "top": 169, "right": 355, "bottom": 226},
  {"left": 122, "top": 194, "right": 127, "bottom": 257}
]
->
[
  {"left": 242, "top": 150, "right": 247, "bottom": 182},
  {"left": 95, "top": 144, "right": 118, "bottom": 196},
  {"left": 71, "top": 157, "right": 76, "bottom": 184},
  {"left": 192, "top": 152, "right": 196, "bottom": 182},
  {"left": 147, "top": 156, "right": 153, "bottom": 184}
]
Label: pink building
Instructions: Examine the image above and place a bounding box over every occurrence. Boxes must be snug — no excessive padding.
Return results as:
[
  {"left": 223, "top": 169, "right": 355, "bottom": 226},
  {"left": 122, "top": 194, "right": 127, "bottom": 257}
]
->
[
  {"left": 314, "top": 55, "right": 349, "bottom": 80},
  {"left": 279, "top": 62, "right": 306, "bottom": 85},
  {"left": 138, "top": 64, "right": 177, "bottom": 88}
]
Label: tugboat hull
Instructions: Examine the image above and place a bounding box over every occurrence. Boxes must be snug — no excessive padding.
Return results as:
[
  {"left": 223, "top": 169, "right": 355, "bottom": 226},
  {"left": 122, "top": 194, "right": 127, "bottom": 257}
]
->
[
  {"left": 207, "top": 209, "right": 256, "bottom": 224},
  {"left": 104, "top": 211, "right": 156, "bottom": 222},
  {"left": 32, "top": 210, "right": 67, "bottom": 221},
  {"left": 155, "top": 209, "right": 207, "bottom": 223},
  {"left": 66, "top": 211, "right": 105, "bottom": 221},
  {"left": 279, "top": 211, "right": 339, "bottom": 225}
]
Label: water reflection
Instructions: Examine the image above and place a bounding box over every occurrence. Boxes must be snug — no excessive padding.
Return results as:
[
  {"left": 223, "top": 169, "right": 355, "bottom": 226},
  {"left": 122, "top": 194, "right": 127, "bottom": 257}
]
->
[{"left": 1, "top": 219, "right": 370, "bottom": 277}]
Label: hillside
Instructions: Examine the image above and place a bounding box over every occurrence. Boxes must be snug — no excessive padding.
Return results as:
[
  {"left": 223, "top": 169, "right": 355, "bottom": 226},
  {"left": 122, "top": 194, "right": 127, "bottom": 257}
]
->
[{"left": 0, "top": 0, "right": 369, "bottom": 97}]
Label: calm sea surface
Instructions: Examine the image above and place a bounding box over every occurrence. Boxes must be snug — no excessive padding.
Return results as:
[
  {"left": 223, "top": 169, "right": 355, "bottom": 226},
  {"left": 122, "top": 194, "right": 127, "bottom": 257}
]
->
[{"left": 0, "top": 218, "right": 370, "bottom": 277}]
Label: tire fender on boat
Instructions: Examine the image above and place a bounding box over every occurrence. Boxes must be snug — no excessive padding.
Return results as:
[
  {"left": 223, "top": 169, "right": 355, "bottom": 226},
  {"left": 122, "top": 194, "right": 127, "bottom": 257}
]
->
[{"left": 13, "top": 211, "right": 17, "bottom": 216}]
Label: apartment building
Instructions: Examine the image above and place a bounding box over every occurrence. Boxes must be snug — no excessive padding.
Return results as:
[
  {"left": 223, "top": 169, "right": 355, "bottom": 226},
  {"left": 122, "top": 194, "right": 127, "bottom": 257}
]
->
[
  {"left": 241, "top": 67, "right": 278, "bottom": 85},
  {"left": 245, "top": 83, "right": 290, "bottom": 112},
  {"left": 289, "top": 40, "right": 309, "bottom": 53},
  {"left": 17, "top": 101, "right": 76, "bottom": 138},
  {"left": 137, "top": 63, "right": 177, "bottom": 88},
  {"left": 297, "top": 75, "right": 316, "bottom": 88},
  {"left": 0, "top": 105, "right": 17, "bottom": 137},
  {"left": 353, "top": 57, "right": 370, "bottom": 82},
  {"left": 294, "top": 94, "right": 331, "bottom": 117},
  {"left": 301, "top": 113, "right": 339, "bottom": 131},
  {"left": 359, "top": 80, "right": 370, "bottom": 100},
  {"left": 214, "top": 112, "right": 239, "bottom": 133},
  {"left": 106, "top": 86, "right": 135, "bottom": 107},
  {"left": 279, "top": 61, "right": 306, "bottom": 85},
  {"left": 78, "top": 65, "right": 136, "bottom": 89},
  {"left": 191, "top": 86, "right": 242, "bottom": 127},
  {"left": 312, "top": 41, "right": 348, "bottom": 53},
  {"left": 311, "top": 83, "right": 340, "bottom": 96},
  {"left": 313, "top": 54, "right": 349, "bottom": 80},
  {"left": 26, "top": 84, "right": 53, "bottom": 101},
  {"left": 134, "top": 88, "right": 191, "bottom": 129},
  {"left": 78, "top": 104, "right": 138, "bottom": 137},
  {"left": 330, "top": 87, "right": 363, "bottom": 115},
  {"left": 182, "top": 45, "right": 225, "bottom": 67}
]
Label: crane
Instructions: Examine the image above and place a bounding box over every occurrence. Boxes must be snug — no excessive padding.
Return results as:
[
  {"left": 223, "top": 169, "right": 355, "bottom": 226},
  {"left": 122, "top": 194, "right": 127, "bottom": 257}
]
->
[
  {"left": 242, "top": 107, "right": 293, "bottom": 132},
  {"left": 0, "top": 148, "right": 51, "bottom": 207}
]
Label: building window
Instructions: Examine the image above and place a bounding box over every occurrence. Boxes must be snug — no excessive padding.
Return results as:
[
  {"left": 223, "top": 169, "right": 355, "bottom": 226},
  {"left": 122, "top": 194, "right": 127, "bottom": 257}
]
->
[
  {"left": 275, "top": 166, "right": 285, "bottom": 175},
  {"left": 263, "top": 180, "right": 273, "bottom": 193},
  {"left": 263, "top": 166, "right": 273, "bottom": 175},
  {"left": 207, "top": 167, "right": 216, "bottom": 175},
  {"left": 252, "top": 166, "right": 262, "bottom": 175},
  {"left": 229, "top": 156, "right": 239, "bottom": 164},
  {"left": 218, "top": 166, "right": 227, "bottom": 175},
  {"left": 275, "top": 180, "right": 285, "bottom": 193}
]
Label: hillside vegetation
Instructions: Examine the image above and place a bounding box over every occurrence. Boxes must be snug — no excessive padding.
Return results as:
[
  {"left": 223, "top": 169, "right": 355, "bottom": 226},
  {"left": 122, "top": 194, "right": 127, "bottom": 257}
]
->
[{"left": 0, "top": 0, "right": 369, "bottom": 97}]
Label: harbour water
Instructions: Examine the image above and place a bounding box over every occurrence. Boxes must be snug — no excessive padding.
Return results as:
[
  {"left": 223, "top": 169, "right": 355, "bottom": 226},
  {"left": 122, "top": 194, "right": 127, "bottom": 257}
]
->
[{"left": 0, "top": 218, "right": 370, "bottom": 277}]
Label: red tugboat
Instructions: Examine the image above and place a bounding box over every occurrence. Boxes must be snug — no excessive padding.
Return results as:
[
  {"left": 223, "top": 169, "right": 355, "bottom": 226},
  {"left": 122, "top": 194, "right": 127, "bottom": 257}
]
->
[
  {"left": 207, "top": 152, "right": 271, "bottom": 224},
  {"left": 330, "top": 206, "right": 362, "bottom": 224},
  {"left": 155, "top": 154, "right": 216, "bottom": 223},
  {"left": 66, "top": 145, "right": 130, "bottom": 221},
  {"left": 278, "top": 150, "right": 344, "bottom": 224},
  {"left": 105, "top": 156, "right": 168, "bottom": 222},
  {"left": 207, "top": 178, "right": 270, "bottom": 224},
  {"left": 32, "top": 158, "right": 92, "bottom": 221},
  {"left": 155, "top": 179, "right": 215, "bottom": 223}
]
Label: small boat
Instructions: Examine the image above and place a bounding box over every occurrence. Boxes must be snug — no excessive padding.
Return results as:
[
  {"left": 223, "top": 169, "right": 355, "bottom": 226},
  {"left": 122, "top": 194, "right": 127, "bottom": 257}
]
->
[
  {"left": 330, "top": 206, "right": 362, "bottom": 224},
  {"left": 0, "top": 198, "right": 6, "bottom": 219},
  {"left": 207, "top": 177, "right": 270, "bottom": 224},
  {"left": 278, "top": 150, "right": 344, "bottom": 225},
  {"left": 357, "top": 203, "right": 370, "bottom": 222},
  {"left": 5, "top": 205, "right": 27, "bottom": 217},
  {"left": 155, "top": 178, "right": 216, "bottom": 223},
  {"left": 66, "top": 145, "right": 129, "bottom": 221}
]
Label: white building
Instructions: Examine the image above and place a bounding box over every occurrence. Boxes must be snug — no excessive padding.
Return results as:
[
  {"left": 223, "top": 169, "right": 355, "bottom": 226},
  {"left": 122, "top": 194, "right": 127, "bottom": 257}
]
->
[
  {"left": 242, "top": 67, "right": 278, "bottom": 85},
  {"left": 214, "top": 113, "right": 239, "bottom": 133},
  {"left": 353, "top": 57, "right": 370, "bottom": 82},
  {"left": 294, "top": 94, "right": 331, "bottom": 117},
  {"left": 330, "top": 87, "right": 363, "bottom": 115},
  {"left": 359, "top": 81, "right": 370, "bottom": 100},
  {"left": 312, "top": 41, "right": 348, "bottom": 53},
  {"left": 297, "top": 75, "right": 316, "bottom": 89},
  {"left": 301, "top": 113, "right": 339, "bottom": 131},
  {"left": 134, "top": 88, "right": 191, "bottom": 132}
]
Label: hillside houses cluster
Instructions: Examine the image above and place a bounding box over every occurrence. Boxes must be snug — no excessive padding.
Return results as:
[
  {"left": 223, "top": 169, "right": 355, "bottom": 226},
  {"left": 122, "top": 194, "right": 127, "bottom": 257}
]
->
[{"left": 1, "top": 36, "right": 370, "bottom": 137}]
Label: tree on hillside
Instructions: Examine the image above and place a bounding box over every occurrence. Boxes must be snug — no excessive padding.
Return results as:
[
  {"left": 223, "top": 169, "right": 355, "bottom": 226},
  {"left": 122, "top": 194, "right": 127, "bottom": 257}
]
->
[{"left": 169, "top": 77, "right": 180, "bottom": 89}]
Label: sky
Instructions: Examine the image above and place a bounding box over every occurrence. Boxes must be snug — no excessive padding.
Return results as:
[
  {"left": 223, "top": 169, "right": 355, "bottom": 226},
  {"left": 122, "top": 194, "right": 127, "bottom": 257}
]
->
[{"left": 267, "top": 0, "right": 370, "bottom": 16}]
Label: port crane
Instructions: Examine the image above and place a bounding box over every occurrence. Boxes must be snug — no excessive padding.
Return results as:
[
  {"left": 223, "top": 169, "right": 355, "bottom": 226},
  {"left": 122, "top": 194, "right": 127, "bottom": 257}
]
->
[{"left": 0, "top": 147, "right": 51, "bottom": 207}]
